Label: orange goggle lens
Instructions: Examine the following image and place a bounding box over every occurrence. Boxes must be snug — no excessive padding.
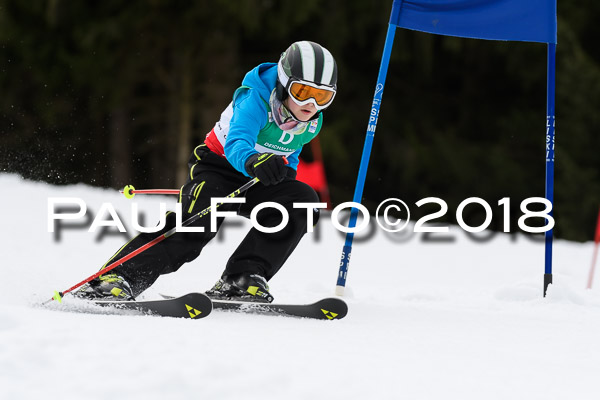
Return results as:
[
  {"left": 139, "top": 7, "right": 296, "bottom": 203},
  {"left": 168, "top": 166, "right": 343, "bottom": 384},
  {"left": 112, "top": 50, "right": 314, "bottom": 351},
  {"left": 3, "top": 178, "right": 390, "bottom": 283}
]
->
[{"left": 288, "top": 82, "right": 335, "bottom": 107}]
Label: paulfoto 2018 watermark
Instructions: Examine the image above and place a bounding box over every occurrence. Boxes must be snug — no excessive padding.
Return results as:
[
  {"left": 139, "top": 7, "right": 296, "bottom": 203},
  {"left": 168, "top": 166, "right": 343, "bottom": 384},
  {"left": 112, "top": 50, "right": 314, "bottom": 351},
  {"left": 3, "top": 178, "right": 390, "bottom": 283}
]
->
[{"left": 47, "top": 196, "right": 554, "bottom": 236}]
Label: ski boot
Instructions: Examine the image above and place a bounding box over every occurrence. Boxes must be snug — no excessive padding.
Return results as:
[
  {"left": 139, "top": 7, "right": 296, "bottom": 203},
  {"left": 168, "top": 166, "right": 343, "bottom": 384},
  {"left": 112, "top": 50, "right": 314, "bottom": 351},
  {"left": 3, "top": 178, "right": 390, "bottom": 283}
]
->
[
  {"left": 206, "top": 273, "right": 274, "bottom": 303},
  {"left": 73, "top": 274, "right": 134, "bottom": 301}
]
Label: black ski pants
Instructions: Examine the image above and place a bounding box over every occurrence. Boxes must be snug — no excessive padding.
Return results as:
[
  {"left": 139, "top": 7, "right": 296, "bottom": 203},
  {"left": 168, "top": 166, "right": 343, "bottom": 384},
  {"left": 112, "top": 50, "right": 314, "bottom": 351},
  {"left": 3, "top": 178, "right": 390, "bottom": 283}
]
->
[{"left": 105, "top": 145, "right": 320, "bottom": 297}]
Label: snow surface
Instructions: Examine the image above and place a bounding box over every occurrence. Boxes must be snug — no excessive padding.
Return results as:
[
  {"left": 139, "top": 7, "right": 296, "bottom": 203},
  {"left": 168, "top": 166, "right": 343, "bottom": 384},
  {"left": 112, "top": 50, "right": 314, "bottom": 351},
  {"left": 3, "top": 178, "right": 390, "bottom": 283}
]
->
[{"left": 1, "top": 173, "right": 600, "bottom": 400}]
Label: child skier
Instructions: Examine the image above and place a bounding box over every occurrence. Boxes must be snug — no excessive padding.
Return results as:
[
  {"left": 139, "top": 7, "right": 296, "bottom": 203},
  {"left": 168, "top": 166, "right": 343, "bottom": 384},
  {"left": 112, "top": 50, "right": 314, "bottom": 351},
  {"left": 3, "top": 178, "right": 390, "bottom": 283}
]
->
[{"left": 75, "top": 41, "right": 338, "bottom": 303}]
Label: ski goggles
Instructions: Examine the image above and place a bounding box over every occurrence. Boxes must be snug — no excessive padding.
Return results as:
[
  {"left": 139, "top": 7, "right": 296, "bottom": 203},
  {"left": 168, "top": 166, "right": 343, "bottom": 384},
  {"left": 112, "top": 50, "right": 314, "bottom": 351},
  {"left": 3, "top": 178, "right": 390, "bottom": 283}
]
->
[{"left": 287, "top": 80, "right": 336, "bottom": 110}]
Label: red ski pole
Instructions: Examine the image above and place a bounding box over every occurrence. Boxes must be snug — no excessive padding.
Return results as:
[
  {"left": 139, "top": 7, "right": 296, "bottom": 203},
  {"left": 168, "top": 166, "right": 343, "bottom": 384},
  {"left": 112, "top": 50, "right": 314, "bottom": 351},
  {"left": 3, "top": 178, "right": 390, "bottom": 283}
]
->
[
  {"left": 119, "top": 185, "right": 180, "bottom": 198},
  {"left": 586, "top": 206, "right": 600, "bottom": 289},
  {"left": 46, "top": 177, "right": 260, "bottom": 304}
]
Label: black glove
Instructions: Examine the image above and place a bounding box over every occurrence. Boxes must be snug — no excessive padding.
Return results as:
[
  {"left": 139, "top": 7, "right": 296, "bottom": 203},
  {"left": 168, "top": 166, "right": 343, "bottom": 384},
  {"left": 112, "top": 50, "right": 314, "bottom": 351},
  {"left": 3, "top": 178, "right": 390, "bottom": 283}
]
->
[{"left": 245, "top": 153, "right": 287, "bottom": 186}]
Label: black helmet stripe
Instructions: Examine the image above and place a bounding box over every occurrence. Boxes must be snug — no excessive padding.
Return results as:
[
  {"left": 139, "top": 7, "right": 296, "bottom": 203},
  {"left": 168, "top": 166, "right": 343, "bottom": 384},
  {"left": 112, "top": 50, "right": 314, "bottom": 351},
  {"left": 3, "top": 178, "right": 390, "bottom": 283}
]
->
[
  {"left": 289, "top": 43, "right": 304, "bottom": 80},
  {"left": 311, "top": 42, "right": 325, "bottom": 84}
]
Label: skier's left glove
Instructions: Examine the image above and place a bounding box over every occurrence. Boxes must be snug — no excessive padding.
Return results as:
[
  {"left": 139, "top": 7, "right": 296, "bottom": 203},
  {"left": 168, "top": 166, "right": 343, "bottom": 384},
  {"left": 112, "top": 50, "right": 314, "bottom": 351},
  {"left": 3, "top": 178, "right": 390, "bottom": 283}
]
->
[{"left": 245, "top": 153, "right": 287, "bottom": 186}]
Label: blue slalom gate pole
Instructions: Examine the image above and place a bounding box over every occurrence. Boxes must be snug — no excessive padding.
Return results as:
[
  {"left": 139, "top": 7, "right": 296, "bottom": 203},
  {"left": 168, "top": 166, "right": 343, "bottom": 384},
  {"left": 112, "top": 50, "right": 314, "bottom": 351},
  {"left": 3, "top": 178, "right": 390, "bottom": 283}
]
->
[
  {"left": 335, "top": 0, "right": 402, "bottom": 296},
  {"left": 544, "top": 43, "right": 556, "bottom": 297}
]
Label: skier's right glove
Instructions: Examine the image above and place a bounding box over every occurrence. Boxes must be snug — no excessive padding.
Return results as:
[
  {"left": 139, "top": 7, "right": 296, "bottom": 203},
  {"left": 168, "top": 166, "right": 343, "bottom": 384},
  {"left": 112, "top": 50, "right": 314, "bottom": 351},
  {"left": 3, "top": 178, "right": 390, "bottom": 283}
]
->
[{"left": 245, "top": 153, "right": 287, "bottom": 186}]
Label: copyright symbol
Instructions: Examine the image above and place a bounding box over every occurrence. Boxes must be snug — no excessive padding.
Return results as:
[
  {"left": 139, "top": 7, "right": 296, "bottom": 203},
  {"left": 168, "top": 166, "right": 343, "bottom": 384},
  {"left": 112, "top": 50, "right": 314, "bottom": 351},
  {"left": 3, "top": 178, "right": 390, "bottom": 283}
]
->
[{"left": 376, "top": 198, "right": 411, "bottom": 233}]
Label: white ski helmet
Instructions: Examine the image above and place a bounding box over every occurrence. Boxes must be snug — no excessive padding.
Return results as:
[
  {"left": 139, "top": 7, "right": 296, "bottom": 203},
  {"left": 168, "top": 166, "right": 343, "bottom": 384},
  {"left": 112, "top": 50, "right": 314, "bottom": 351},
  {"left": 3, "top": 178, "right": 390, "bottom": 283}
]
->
[{"left": 276, "top": 41, "right": 338, "bottom": 111}]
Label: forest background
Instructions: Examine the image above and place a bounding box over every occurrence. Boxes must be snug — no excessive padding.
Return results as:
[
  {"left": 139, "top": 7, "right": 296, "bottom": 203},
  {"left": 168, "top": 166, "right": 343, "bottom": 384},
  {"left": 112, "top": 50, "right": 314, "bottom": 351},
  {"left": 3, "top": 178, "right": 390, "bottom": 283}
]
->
[{"left": 1, "top": 0, "right": 599, "bottom": 241}]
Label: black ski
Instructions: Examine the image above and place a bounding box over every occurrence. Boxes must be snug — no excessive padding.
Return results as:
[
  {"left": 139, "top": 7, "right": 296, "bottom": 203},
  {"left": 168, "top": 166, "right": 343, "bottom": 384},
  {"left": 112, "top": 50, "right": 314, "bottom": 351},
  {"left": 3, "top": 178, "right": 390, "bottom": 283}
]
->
[
  {"left": 92, "top": 292, "right": 212, "bottom": 319},
  {"left": 160, "top": 294, "right": 348, "bottom": 320},
  {"left": 212, "top": 297, "right": 348, "bottom": 320}
]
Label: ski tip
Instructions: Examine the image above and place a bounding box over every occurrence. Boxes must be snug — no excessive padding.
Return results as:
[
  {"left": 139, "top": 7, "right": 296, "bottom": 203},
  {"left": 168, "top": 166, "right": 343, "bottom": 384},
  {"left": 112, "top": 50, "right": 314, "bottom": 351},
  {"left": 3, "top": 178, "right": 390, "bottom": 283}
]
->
[
  {"left": 317, "top": 297, "right": 348, "bottom": 320},
  {"left": 123, "top": 184, "right": 136, "bottom": 199},
  {"left": 179, "top": 293, "right": 213, "bottom": 319}
]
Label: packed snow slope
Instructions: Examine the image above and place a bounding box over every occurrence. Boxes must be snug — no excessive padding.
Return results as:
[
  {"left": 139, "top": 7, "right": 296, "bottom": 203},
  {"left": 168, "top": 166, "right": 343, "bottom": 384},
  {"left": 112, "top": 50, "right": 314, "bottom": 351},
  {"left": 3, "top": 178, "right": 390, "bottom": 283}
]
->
[{"left": 1, "top": 173, "right": 600, "bottom": 400}]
